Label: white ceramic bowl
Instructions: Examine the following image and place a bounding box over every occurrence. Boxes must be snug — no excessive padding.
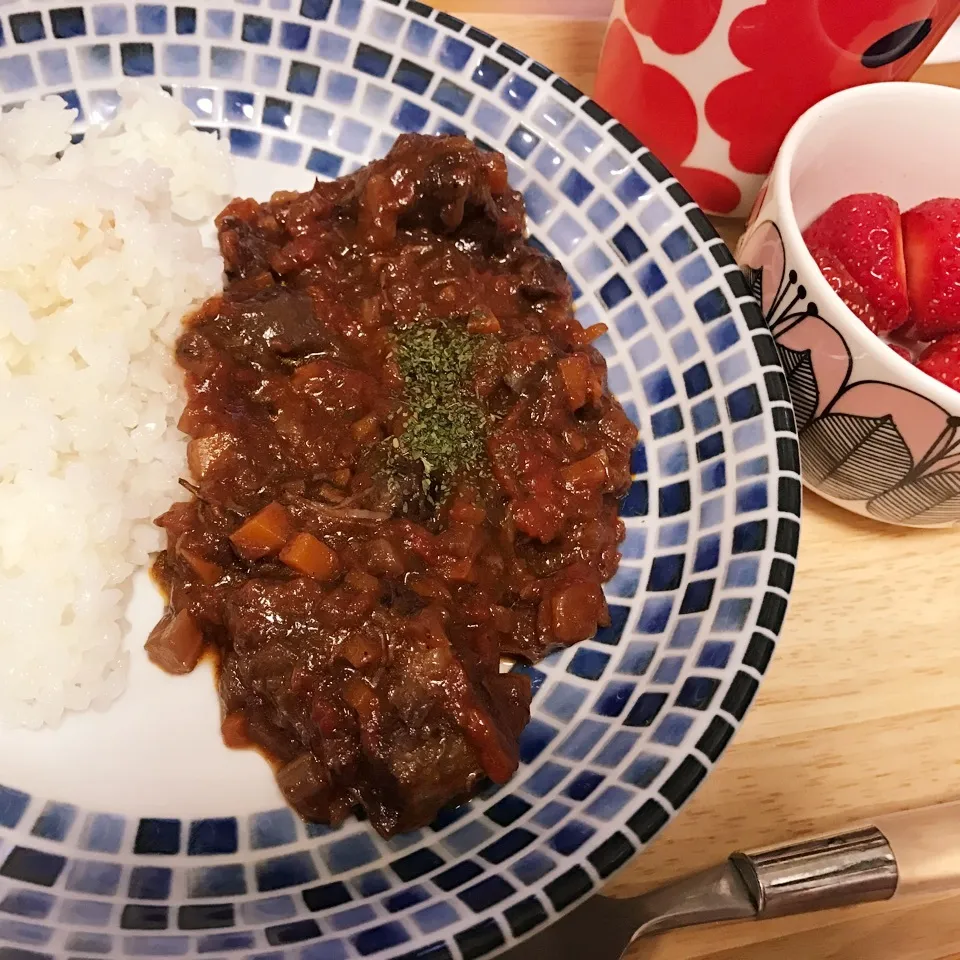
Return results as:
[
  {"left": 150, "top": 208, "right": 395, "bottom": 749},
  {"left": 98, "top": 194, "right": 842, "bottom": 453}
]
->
[{"left": 738, "top": 82, "right": 960, "bottom": 528}]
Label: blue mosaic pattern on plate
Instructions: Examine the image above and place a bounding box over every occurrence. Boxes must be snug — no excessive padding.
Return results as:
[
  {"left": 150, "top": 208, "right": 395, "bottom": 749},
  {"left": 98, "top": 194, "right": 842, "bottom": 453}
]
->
[{"left": 0, "top": 0, "right": 800, "bottom": 957}]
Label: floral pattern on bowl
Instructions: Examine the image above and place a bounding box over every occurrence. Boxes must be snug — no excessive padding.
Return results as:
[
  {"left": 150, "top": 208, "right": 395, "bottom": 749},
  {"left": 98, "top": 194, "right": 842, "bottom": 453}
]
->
[{"left": 740, "top": 219, "right": 960, "bottom": 527}]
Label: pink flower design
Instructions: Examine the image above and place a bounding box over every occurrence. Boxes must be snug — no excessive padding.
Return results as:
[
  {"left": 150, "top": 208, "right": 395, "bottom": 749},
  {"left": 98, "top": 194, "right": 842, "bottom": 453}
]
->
[{"left": 739, "top": 219, "right": 960, "bottom": 525}]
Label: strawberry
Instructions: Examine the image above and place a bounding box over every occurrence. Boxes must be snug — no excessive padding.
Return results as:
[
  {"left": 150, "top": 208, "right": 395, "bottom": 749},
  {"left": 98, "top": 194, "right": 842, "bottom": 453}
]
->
[
  {"left": 916, "top": 333, "right": 960, "bottom": 392},
  {"left": 888, "top": 342, "right": 913, "bottom": 362},
  {"left": 803, "top": 193, "right": 909, "bottom": 332},
  {"left": 901, "top": 198, "right": 960, "bottom": 339},
  {"left": 807, "top": 245, "right": 881, "bottom": 333}
]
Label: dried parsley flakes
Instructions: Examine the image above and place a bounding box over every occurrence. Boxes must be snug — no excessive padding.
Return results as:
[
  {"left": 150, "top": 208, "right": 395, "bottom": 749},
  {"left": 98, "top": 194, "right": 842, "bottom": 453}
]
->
[{"left": 390, "top": 321, "right": 493, "bottom": 497}]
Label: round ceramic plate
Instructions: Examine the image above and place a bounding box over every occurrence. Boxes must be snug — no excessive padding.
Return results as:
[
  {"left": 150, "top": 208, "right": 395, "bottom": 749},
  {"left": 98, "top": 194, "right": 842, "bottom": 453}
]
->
[{"left": 0, "top": 3, "right": 801, "bottom": 958}]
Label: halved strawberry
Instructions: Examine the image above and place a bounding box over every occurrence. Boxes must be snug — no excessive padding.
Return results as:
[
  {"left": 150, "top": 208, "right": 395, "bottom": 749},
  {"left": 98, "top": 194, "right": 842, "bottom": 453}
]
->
[
  {"left": 807, "top": 245, "right": 881, "bottom": 333},
  {"left": 916, "top": 333, "right": 960, "bottom": 392},
  {"left": 803, "top": 193, "right": 909, "bottom": 332},
  {"left": 901, "top": 198, "right": 960, "bottom": 339},
  {"left": 888, "top": 342, "right": 913, "bottom": 362}
]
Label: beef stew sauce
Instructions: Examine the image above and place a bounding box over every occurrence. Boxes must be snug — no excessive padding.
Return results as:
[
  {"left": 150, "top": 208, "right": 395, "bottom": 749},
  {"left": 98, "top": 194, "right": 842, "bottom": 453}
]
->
[{"left": 149, "top": 134, "right": 638, "bottom": 838}]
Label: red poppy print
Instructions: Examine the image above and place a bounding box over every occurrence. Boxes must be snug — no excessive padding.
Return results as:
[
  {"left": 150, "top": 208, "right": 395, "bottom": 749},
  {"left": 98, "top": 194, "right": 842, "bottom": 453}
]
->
[
  {"left": 706, "top": 0, "right": 948, "bottom": 176},
  {"left": 625, "top": 0, "right": 723, "bottom": 54},
  {"left": 675, "top": 168, "right": 742, "bottom": 217},
  {"left": 594, "top": 19, "right": 741, "bottom": 214},
  {"left": 819, "top": 0, "right": 942, "bottom": 59}
]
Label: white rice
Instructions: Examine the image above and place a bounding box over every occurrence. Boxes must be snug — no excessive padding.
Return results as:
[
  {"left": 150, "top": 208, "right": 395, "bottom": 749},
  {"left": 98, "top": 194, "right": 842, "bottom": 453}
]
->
[{"left": 0, "top": 83, "right": 233, "bottom": 728}]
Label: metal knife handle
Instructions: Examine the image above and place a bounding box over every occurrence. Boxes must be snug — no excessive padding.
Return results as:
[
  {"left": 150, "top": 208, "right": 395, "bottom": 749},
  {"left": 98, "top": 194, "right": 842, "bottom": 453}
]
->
[
  {"left": 731, "top": 826, "right": 898, "bottom": 918},
  {"left": 732, "top": 800, "right": 960, "bottom": 919}
]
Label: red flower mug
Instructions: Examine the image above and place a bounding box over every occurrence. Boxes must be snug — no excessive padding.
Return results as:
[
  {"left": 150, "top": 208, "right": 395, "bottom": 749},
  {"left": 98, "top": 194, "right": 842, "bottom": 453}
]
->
[{"left": 595, "top": 0, "right": 960, "bottom": 217}]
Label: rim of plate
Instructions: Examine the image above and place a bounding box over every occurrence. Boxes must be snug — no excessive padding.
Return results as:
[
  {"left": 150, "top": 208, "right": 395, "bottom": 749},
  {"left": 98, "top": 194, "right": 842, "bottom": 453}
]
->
[{"left": 0, "top": 2, "right": 801, "bottom": 958}]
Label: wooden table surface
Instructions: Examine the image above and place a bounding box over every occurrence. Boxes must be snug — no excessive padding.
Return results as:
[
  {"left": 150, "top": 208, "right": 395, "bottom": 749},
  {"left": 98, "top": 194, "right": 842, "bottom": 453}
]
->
[{"left": 433, "top": 2, "right": 960, "bottom": 957}]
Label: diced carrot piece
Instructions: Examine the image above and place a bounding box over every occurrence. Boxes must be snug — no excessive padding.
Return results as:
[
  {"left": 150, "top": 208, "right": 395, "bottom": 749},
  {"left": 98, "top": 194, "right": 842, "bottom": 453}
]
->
[
  {"left": 279, "top": 532, "right": 340, "bottom": 580},
  {"left": 145, "top": 609, "right": 205, "bottom": 676},
  {"left": 512, "top": 496, "right": 563, "bottom": 542},
  {"left": 339, "top": 633, "right": 382, "bottom": 669},
  {"left": 449, "top": 499, "right": 486, "bottom": 526},
  {"left": 462, "top": 705, "right": 516, "bottom": 784},
  {"left": 407, "top": 574, "right": 452, "bottom": 602},
  {"left": 216, "top": 196, "right": 261, "bottom": 227},
  {"left": 350, "top": 414, "right": 380, "bottom": 444},
  {"left": 177, "top": 545, "right": 222, "bottom": 585},
  {"left": 558, "top": 354, "right": 591, "bottom": 410},
  {"left": 229, "top": 502, "right": 292, "bottom": 560},
  {"left": 292, "top": 358, "right": 373, "bottom": 415},
  {"left": 467, "top": 310, "right": 501, "bottom": 335},
  {"left": 228, "top": 271, "right": 274, "bottom": 299},
  {"left": 346, "top": 569, "right": 379, "bottom": 594},
  {"left": 438, "top": 556, "right": 475, "bottom": 582},
  {"left": 270, "top": 236, "right": 322, "bottom": 275},
  {"left": 221, "top": 712, "right": 250, "bottom": 749},
  {"left": 441, "top": 523, "right": 481, "bottom": 559},
  {"left": 579, "top": 322, "right": 608, "bottom": 344},
  {"left": 560, "top": 449, "right": 609, "bottom": 489},
  {"left": 364, "top": 537, "right": 404, "bottom": 577},
  {"left": 482, "top": 150, "right": 509, "bottom": 194},
  {"left": 505, "top": 336, "right": 554, "bottom": 384},
  {"left": 291, "top": 359, "right": 328, "bottom": 388},
  {"left": 343, "top": 674, "right": 376, "bottom": 721},
  {"left": 550, "top": 579, "right": 606, "bottom": 644}
]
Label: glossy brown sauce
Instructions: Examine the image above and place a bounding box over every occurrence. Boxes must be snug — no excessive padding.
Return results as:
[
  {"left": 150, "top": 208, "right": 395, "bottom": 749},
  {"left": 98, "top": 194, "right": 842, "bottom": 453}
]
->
[{"left": 148, "top": 134, "right": 638, "bottom": 837}]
